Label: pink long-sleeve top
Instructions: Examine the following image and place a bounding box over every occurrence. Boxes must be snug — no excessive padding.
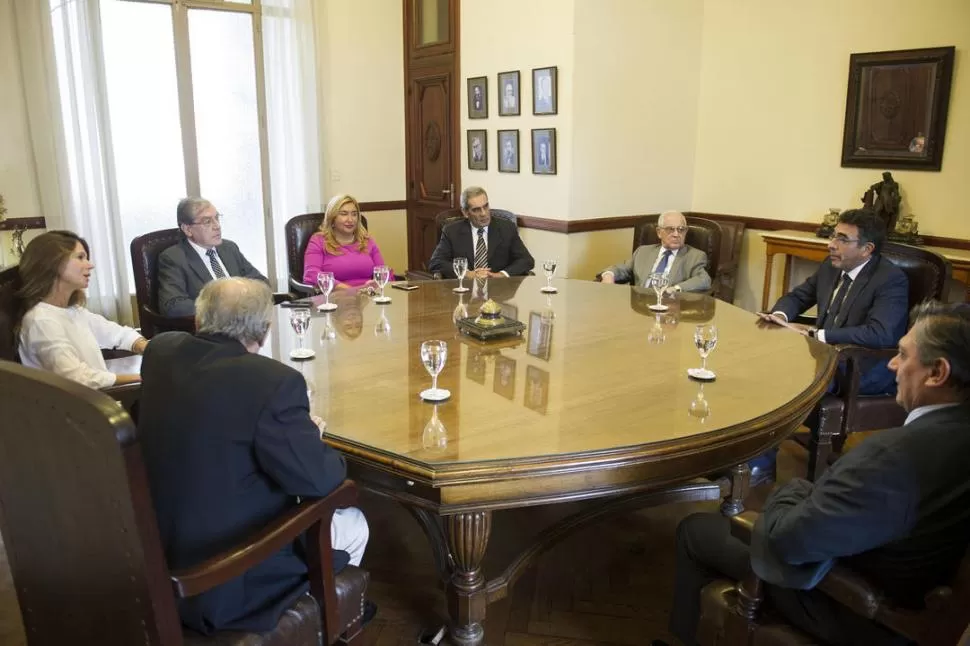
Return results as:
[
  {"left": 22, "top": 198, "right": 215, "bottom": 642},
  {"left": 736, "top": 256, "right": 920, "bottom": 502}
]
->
[{"left": 302, "top": 234, "right": 392, "bottom": 287}]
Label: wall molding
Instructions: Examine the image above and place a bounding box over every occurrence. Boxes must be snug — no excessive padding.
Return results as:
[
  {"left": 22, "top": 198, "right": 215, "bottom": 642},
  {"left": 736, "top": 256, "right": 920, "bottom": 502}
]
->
[
  {"left": 360, "top": 200, "right": 407, "bottom": 212},
  {"left": 0, "top": 217, "right": 45, "bottom": 232}
]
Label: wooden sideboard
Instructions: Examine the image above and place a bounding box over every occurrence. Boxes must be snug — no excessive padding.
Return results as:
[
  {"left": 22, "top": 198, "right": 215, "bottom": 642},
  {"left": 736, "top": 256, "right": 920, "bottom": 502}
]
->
[{"left": 761, "top": 229, "right": 970, "bottom": 310}]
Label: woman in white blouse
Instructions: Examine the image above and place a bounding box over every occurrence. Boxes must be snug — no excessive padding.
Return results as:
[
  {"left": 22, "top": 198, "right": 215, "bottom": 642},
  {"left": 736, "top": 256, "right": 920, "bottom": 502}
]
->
[{"left": 16, "top": 231, "right": 147, "bottom": 388}]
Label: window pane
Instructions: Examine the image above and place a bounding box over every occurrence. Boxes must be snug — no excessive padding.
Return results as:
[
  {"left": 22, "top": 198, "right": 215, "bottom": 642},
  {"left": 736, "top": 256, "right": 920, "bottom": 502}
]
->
[
  {"left": 100, "top": 1, "right": 186, "bottom": 256},
  {"left": 188, "top": 8, "right": 267, "bottom": 273},
  {"left": 416, "top": 0, "right": 449, "bottom": 45}
]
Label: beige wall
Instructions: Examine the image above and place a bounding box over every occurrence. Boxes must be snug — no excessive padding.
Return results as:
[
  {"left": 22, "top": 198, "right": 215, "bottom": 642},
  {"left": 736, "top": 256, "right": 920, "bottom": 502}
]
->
[
  {"left": 0, "top": 0, "right": 43, "bottom": 267},
  {"left": 692, "top": 0, "right": 970, "bottom": 240}
]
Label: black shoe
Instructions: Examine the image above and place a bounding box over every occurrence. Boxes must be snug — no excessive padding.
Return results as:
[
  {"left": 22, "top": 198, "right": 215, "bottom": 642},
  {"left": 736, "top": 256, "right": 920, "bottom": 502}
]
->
[{"left": 362, "top": 600, "right": 378, "bottom": 626}]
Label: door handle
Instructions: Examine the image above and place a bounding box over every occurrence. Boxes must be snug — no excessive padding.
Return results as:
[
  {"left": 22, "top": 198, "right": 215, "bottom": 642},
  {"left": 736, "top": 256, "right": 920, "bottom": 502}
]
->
[{"left": 442, "top": 183, "right": 455, "bottom": 207}]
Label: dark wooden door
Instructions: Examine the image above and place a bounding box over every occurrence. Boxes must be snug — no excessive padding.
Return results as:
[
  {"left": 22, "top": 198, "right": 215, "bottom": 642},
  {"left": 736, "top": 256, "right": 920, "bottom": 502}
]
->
[{"left": 404, "top": 0, "right": 459, "bottom": 272}]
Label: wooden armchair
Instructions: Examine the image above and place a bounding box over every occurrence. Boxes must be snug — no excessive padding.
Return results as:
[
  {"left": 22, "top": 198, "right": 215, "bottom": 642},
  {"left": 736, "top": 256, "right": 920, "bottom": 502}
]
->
[
  {"left": 804, "top": 243, "right": 951, "bottom": 480},
  {"left": 0, "top": 360, "right": 370, "bottom": 646},
  {"left": 406, "top": 208, "right": 520, "bottom": 281},
  {"left": 697, "top": 511, "right": 970, "bottom": 645},
  {"left": 285, "top": 213, "right": 369, "bottom": 295},
  {"left": 130, "top": 228, "right": 198, "bottom": 338}
]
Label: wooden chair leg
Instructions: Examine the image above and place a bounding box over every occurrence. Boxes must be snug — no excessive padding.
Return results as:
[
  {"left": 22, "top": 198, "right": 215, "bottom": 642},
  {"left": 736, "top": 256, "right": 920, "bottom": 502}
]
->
[
  {"left": 724, "top": 573, "right": 763, "bottom": 644},
  {"left": 807, "top": 431, "right": 834, "bottom": 482},
  {"left": 339, "top": 618, "right": 364, "bottom": 645}
]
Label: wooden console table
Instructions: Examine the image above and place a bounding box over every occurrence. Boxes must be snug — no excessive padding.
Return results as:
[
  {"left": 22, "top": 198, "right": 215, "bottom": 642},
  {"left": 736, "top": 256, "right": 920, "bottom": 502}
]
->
[{"left": 762, "top": 229, "right": 970, "bottom": 310}]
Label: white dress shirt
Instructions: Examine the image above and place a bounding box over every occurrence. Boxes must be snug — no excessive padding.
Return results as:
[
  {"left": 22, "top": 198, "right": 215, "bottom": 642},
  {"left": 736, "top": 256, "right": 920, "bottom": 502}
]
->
[
  {"left": 774, "top": 258, "right": 871, "bottom": 344},
  {"left": 19, "top": 302, "right": 143, "bottom": 389},
  {"left": 469, "top": 223, "right": 509, "bottom": 277},
  {"left": 188, "top": 238, "right": 229, "bottom": 280},
  {"left": 904, "top": 403, "right": 960, "bottom": 426}
]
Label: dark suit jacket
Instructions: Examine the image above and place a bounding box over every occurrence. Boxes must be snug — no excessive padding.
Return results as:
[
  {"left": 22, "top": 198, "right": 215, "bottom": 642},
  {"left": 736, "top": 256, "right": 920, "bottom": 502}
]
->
[
  {"left": 428, "top": 217, "right": 534, "bottom": 278},
  {"left": 138, "top": 332, "right": 347, "bottom": 634},
  {"left": 771, "top": 255, "right": 908, "bottom": 395},
  {"left": 753, "top": 404, "right": 970, "bottom": 608},
  {"left": 158, "top": 239, "right": 267, "bottom": 317}
]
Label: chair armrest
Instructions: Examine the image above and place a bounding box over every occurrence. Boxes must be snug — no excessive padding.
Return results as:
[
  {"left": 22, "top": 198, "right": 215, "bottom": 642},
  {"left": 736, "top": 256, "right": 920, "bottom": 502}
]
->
[
  {"left": 170, "top": 479, "right": 359, "bottom": 598},
  {"left": 141, "top": 306, "right": 195, "bottom": 334},
  {"left": 729, "top": 510, "right": 759, "bottom": 544},
  {"left": 101, "top": 348, "right": 135, "bottom": 360},
  {"left": 272, "top": 292, "right": 291, "bottom": 305},
  {"left": 406, "top": 270, "right": 439, "bottom": 282},
  {"left": 289, "top": 276, "right": 315, "bottom": 295},
  {"left": 816, "top": 564, "right": 885, "bottom": 619}
]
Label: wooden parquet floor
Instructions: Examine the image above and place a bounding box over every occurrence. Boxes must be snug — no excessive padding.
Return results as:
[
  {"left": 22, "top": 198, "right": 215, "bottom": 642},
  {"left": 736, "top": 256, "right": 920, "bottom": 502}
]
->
[{"left": 0, "top": 442, "right": 809, "bottom": 646}]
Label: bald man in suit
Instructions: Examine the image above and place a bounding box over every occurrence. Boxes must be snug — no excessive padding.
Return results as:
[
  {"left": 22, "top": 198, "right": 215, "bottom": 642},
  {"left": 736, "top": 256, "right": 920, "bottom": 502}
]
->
[{"left": 599, "top": 211, "right": 711, "bottom": 293}]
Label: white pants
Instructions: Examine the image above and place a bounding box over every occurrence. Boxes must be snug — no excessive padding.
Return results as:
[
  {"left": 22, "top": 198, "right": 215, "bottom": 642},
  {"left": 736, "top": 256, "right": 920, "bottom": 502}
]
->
[{"left": 331, "top": 506, "right": 368, "bottom": 566}]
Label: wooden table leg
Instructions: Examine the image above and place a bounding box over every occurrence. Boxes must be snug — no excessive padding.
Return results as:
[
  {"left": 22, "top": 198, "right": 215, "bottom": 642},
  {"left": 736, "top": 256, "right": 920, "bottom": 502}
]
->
[
  {"left": 720, "top": 463, "right": 750, "bottom": 516},
  {"left": 781, "top": 255, "right": 793, "bottom": 301},
  {"left": 445, "top": 511, "right": 492, "bottom": 646},
  {"left": 761, "top": 249, "right": 774, "bottom": 311}
]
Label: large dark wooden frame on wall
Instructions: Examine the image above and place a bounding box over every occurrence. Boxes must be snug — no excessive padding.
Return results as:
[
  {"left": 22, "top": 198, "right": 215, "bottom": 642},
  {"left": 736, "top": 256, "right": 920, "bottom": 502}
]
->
[{"left": 840, "top": 46, "right": 955, "bottom": 172}]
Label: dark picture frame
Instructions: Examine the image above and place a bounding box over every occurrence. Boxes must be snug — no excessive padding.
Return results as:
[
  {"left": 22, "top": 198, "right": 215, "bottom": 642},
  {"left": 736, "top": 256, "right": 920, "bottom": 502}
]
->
[
  {"left": 467, "top": 129, "right": 487, "bottom": 170},
  {"left": 497, "top": 70, "right": 520, "bottom": 116},
  {"left": 467, "top": 76, "right": 488, "bottom": 119},
  {"left": 531, "top": 128, "right": 556, "bottom": 175},
  {"left": 498, "top": 129, "right": 519, "bottom": 173},
  {"left": 493, "top": 355, "right": 516, "bottom": 400},
  {"left": 527, "top": 311, "right": 553, "bottom": 360},
  {"left": 840, "top": 46, "right": 955, "bottom": 171},
  {"left": 532, "top": 66, "right": 558, "bottom": 115}
]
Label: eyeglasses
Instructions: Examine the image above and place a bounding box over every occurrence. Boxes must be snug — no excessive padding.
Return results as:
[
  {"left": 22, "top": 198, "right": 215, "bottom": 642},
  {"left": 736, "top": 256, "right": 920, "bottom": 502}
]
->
[
  {"left": 828, "top": 233, "right": 861, "bottom": 245},
  {"left": 658, "top": 226, "right": 688, "bottom": 235},
  {"left": 467, "top": 203, "right": 490, "bottom": 215},
  {"left": 189, "top": 213, "right": 222, "bottom": 228}
]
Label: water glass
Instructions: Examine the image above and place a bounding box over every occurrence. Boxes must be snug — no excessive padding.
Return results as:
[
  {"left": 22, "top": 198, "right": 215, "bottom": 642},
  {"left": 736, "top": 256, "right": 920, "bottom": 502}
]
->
[
  {"left": 316, "top": 272, "right": 336, "bottom": 311},
  {"left": 288, "top": 307, "right": 315, "bottom": 359},
  {"left": 419, "top": 340, "right": 450, "bottom": 401},
  {"left": 373, "top": 265, "right": 392, "bottom": 303},
  {"left": 691, "top": 323, "right": 718, "bottom": 380},
  {"left": 646, "top": 272, "right": 670, "bottom": 311},
  {"left": 541, "top": 259, "right": 558, "bottom": 293},
  {"left": 453, "top": 257, "right": 469, "bottom": 293}
]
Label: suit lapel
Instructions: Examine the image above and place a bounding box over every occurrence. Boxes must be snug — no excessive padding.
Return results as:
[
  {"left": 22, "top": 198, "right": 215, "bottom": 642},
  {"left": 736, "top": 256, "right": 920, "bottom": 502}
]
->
[
  {"left": 667, "top": 245, "right": 690, "bottom": 284},
  {"left": 182, "top": 240, "right": 214, "bottom": 284},
  {"left": 834, "top": 257, "right": 878, "bottom": 328},
  {"left": 487, "top": 223, "right": 502, "bottom": 266},
  {"left": 816, "top": 263, "right": 838, "bottom": 325},
  {"left": 636, "top": 246, "right": 662, "bottom": 286},
  {"left": 457, "top": 224, "right": 475, "bottom": 265},
  {"left": 218, "top": 245, "right": 239, "bottom": 277}
]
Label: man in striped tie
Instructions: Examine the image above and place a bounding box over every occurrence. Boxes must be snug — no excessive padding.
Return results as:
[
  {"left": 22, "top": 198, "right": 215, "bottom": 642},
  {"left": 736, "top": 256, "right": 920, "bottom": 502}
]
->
[
  {"left": 158, "top": 197, "right": 269, "bottom": 317},
  {"left": 428, "top": 186, "right": 535, "bottom": 280}
]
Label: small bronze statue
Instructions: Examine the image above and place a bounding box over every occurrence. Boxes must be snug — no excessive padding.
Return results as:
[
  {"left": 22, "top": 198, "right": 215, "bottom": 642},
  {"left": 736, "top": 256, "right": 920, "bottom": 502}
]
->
[
  {"left": 816, "top": 207, "right": 841, "bottom": 239},
  {"left": 890, "top": 213, "right": 924, "bottom": 245},
  {"left": 862, "top": 171, "right": 902, "bottom": 234}
]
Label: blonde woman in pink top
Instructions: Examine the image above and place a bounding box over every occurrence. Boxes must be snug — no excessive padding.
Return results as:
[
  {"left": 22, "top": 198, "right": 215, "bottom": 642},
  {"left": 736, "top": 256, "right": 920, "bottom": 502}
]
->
[{"left": 302, "top": 194, "right": 393, "bottom": 290}]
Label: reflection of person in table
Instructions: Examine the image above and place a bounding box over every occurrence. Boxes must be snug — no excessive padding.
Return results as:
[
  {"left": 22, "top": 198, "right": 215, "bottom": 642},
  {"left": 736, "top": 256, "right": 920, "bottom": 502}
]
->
[
  {"left": 471, "top": 136, "right": 484, "bottom": 162},
  {"left": 332, "top": 290, "right": 369, "bottom": 341}
]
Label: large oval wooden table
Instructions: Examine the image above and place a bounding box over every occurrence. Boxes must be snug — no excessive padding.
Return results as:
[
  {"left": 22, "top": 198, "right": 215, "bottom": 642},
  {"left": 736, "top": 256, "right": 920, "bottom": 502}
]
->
[{"left": 266, "top": 277, "right": 837, "bottom": 646}]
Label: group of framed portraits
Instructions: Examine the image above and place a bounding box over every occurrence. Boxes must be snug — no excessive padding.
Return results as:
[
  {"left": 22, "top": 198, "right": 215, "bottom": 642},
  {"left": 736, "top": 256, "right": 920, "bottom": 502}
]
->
[
  {"left": 466, "top": 66, "right": 558, "bottom": 175},
  {"left": 467, "top": 128, "right": 557, "bottom": 174},
  {"left": 468, "top": 66, "right": 558, "bottom": 119}
]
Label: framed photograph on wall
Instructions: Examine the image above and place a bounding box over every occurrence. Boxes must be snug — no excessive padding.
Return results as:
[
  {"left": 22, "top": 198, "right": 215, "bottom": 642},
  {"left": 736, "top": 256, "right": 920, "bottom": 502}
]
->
[
  {"left": 467, "top": 129, "right": 487, "bottom": 170},
  {"left": 531, "top": 128, "right": 556, "bottom": 175},
  {"left": 497, "top": 70, "right": 520, "bottom": 116},
  {"left": 532, "top": 66, "right": 558, "bottom": 115},
  {"left": 467, "top": 76, "right": 488, "bottom": 119},
  {"left": 498, "top": 129, "right": 519, "bottom": 173},
  {"left": 840, "top": 47, "right": 955, "bottom": 171}
]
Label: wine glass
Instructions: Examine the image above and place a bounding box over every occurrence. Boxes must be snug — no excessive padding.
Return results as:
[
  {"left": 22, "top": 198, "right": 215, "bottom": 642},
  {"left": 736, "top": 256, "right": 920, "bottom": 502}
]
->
[
  {"left": 288, "top": 307, "right": 315, "bottom": 359},
  {"left": 452, "top": 257, "right": 469, "bottom": 293},
  {"left": 540, "top": 259, "right": 558, "bottom": 293},
  {"left": 422, "top": 405, "right": 448, "bottom": 450},
  {"left": 374, "top": 309, "right": 391, "bottom": 338},
  {"left": 688, "top": 383, "right": 711, "bottom": 421},
  {"left": 372, "top": 265, "right": 392, "bottom": 304},
  {"left": 689, "top": 323, "right": 718, "bottom": 381},
  {"left": 647, "top": 313, "right": 666, "bottom": 344},
  {"left": 646, "top": 272, "right": 670, "bottom": 311},
  {"left": 316, "top": 272, "right": 337, "bottom": 311},
  {"left": 419, "top": 340, "right": 450, "bottom": 401}
]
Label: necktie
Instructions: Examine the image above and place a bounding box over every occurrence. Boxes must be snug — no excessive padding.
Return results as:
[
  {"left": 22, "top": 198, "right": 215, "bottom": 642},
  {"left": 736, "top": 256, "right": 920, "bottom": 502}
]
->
[
  {"left": 821, "top": 274, "right": 852, "bottom": 328},
  {"left": 206, "top": 248, "right": 227, "bottom": 279},
  {"left": 474, "top": 227, "right": 488, "bottom": 270},
  {"left": 654, "top": 249, "right": 673, "bottom": 275}
]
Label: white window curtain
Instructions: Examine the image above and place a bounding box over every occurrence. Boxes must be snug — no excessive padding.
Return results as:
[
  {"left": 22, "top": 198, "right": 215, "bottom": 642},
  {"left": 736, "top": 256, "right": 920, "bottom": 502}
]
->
[
  {"left": 262, "top": 0, "right": 324, "bottom": 290},
  {"left": 15, "top": 0, "right": 132, "bottom": 323}
]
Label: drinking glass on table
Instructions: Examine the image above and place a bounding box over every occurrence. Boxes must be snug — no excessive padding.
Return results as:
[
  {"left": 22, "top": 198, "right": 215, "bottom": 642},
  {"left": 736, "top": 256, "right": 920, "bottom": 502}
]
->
[
  {"left": 288, "top": 307, "right": 315, "bottom": 359},
  {"left": 688, "top": 323, "right": 718, "bottom": 381},
  {"left": 372, "top": 265, "right": 392, "bottom": 303},
  {"left": 419, "top": 340, "right": 450, "bottom": 401},
  {"left": 540, "top": 259, "right": 558, "bottom": 293},
  {"left": 316, "top": 271, "right": 337, "bottom": 311},
  {"left": 646, "top": 272, "right": 670, "bottom": 311},
  {"left": 452, "top": 257, "right": 469, "bottom": 293}
]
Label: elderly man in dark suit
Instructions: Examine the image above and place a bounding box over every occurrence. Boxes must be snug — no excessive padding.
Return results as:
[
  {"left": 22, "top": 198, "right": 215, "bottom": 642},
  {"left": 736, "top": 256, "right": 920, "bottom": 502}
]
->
[
  {"left": 138, "top": 278, "right": 370, "bottom": 634},
  {"left": 157, "top": 197, "right": 268, "bottom": 317},
  {"left": 428, "top": 186, "right": 534, "bottom": 279},
  {"left": 661, "top": 301, "right": 970, "bottom": 646}
]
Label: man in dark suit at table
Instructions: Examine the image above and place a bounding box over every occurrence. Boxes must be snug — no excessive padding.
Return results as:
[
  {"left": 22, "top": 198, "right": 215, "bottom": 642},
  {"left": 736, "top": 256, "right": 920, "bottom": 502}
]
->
[
  {"left": 598, "top": 210, "right": 711, "bottom": 293},
  {"left": 428, "top": 186, "right": 535, "bottom": 279},
  {"left": 138, "top": 277, "right": 370, "bottom": 634},
  {"left": 157, "top": 197, "right": 268, "bottom": 317},
  {"left": 661, "top": 301, "right": 970, "bottom": 646},
  {"left": 751, "top": 208, "right": 908, "bottom": 484}
]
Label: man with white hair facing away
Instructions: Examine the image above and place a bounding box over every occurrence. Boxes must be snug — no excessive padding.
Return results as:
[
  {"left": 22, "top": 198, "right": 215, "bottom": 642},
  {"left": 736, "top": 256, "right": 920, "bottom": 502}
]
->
[
  {"left": 138, "top": 278, "right": 372, "bottom": 634},
  {"left": 598, "top": 210, "right": 711, "bottom": 293}
]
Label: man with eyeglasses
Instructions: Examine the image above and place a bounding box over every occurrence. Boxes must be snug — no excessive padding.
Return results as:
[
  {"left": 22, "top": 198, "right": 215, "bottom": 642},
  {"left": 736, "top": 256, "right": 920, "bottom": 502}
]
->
[
  {"left": 598, "top": 210, "right": 711, "bottom": 293},
  {"left": 158, "top": 197, "right": 268, "bottom": 317},
  {"left": 751, "top": 208, "right": 908, "bottom": 485},
  {"left": 428, "top": 186, "right": 535, "bottom": 279}
]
